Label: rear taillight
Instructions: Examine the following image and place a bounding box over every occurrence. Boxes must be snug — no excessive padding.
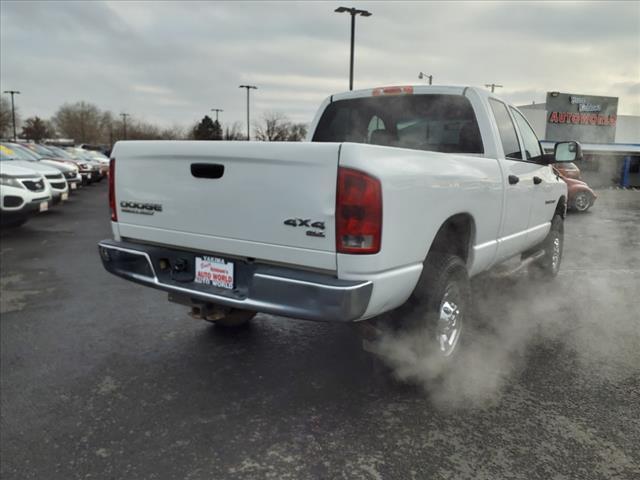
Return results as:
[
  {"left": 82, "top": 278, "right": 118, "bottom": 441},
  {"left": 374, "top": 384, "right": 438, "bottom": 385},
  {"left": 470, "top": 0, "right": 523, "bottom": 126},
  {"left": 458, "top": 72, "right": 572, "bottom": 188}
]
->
[
  {"left": 109, "top": 158, "right": 117, "bottom": 221},
  {"left": 336, "top": 167, "right": 382, "bottom": 254}
]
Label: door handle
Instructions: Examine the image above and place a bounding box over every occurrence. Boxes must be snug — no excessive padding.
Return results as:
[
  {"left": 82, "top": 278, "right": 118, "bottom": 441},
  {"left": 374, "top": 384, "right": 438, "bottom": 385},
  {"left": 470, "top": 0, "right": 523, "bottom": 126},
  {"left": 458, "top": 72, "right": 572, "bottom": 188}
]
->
[
  {"left": 191, "top": 163, "right": 225, "bottom": 179},
  {"left": 508, "top": 175, "right": 520, "bottom": 185},
  {"left": 533, "top": 176, "right": 542, "bottom": 185}
]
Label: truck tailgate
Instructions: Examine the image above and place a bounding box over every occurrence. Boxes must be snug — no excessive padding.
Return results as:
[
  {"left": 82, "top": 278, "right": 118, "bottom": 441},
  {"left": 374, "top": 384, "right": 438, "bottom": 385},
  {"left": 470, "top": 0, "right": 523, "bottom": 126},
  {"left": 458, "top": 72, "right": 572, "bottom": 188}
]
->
[{"left": 112, "top": 141, "right": 340, "bottom": 271}]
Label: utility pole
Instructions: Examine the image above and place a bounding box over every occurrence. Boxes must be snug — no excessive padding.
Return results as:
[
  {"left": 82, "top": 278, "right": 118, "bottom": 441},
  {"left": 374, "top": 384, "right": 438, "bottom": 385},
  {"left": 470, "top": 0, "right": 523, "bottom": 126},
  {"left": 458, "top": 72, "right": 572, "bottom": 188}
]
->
[
  {"left": 334, "top": 7, "right": 372, "bottom": 91},
  {"left": 120, "top": 113, "right": 130, "bottom": 140},
  {"left": 485, "top": 83, "right": 503, "bottom": 93},
  {"left": 3, "top": 90, "right": 20, "bottom": 141},
  {"left": 418, "top": 72, "right": 433, "bottom": 85},
  {"left": 210, "top": 108, "right": 223, "bottom": 123},
  {"left": 238, "top": 85, "right": 257, "bottom": 140}
]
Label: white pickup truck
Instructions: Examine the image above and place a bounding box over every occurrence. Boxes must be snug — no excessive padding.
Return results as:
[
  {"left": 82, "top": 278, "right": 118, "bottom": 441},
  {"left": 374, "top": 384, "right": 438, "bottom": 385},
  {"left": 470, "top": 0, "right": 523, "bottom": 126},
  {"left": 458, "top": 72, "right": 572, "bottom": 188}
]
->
[{"left": 99, "top": 85, "right": 581, "bottom": 359}]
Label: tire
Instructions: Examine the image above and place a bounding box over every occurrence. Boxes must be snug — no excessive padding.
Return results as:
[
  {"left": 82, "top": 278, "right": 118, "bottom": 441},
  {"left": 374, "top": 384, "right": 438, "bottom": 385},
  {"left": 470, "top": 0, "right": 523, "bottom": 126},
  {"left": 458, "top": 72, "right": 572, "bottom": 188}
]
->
[
  {"left": 573, "top": 192, "right": 592, "bottom": 212},
  {"left": 383, "top": 253, "right": 471, "bottom": 360},
  {"left": 530, "top": 214, "right": 564, "bottom": 279},
  {"left": 203, "top": 308, "right": 256, "bottom": 328}
]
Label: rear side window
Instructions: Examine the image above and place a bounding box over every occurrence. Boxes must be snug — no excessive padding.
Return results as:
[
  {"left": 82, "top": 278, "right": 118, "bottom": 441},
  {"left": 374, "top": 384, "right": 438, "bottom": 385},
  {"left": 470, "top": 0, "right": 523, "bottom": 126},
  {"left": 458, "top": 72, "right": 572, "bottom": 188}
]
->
[
  {"left": 489, "top": 99, "right": 521, "bottom": 160},
  {"left": 313, "top": 94, "right": 484, "bottom": 154}
]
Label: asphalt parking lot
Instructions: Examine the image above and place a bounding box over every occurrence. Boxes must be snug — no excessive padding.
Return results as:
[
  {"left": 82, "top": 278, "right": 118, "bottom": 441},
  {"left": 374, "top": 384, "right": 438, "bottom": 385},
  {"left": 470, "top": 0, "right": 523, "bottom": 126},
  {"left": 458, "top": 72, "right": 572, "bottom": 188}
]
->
[{"left": 1, "top": 182, "right": 639, "bottom": 480}]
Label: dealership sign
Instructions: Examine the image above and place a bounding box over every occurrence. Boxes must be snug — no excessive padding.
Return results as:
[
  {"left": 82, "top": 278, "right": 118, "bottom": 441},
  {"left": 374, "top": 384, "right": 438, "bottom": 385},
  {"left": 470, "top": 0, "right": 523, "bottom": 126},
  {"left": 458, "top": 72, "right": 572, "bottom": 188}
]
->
[
  {"left": 545, "top": 92, "right": 618, "bottom": 143},
  {"left": 548, "top": 111, "right": 617, "bottom": 126}
]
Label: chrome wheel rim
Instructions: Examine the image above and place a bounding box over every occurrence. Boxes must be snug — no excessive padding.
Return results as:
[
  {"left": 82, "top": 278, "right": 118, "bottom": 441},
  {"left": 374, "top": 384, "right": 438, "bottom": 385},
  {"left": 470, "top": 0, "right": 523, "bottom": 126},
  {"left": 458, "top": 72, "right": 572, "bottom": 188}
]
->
[
  {"left": 551, "top": 235, "right": 561, "bottom": 273},
  {"left": 436, "top": 285, "right": 463, "bottom": 357},
  {"left": 575, "top": 193, "right": 590, "bottom": 211}
]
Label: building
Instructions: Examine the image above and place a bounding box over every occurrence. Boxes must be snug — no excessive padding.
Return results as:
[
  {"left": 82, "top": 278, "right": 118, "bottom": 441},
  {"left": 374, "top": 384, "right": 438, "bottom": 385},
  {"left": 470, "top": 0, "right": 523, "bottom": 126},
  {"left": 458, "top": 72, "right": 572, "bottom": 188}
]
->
[{"left": 519, "top": 92, "right": 640, "bottom": 187}]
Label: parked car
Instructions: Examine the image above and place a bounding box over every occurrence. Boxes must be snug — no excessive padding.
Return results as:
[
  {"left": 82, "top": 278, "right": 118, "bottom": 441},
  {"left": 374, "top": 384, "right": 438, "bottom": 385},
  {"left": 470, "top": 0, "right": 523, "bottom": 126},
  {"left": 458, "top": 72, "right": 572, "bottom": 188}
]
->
[
  {"left": 80, "top": 143, "right": 111, "bottom": 157},
  {"left": 554, "top": 161, "right": 582, "bottom": 180},
  {"left": 0, "top": 144, "right": 69, "bottom": 204},
  {"left": 99, "top": 85, "right": 578, "bottom": 363},
  {"left": 1, "top": 159, "right": 53, "bottom": 228},
  {"left": 554, "top": 167, "right": 597, "bottom": 212},
  {"left": 63, "top": 147, "right": 104, "bottom": 182},
  {"left": 45, "top": 145, "right": 95, "bottom": 185},
  {"left": 13, "top": 143, "right": 82, "bottom": 191},
  {"left": 80, "top": 149, "right": 110, "bottom": 177}
]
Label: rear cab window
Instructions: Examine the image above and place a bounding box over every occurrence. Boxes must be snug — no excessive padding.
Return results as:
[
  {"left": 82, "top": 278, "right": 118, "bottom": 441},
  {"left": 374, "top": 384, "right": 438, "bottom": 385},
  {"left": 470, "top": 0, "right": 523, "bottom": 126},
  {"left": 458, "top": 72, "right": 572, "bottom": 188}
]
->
[{"left": 313, "top": 94, "right": 484, "bottom": 155}]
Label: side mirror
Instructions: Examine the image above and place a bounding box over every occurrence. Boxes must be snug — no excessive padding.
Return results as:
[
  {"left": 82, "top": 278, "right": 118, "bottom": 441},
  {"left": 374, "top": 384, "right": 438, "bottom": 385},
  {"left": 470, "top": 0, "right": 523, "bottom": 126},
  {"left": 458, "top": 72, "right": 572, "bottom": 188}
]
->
[{"left": 553, "top": 141, "right": 583, "bottom": 163}]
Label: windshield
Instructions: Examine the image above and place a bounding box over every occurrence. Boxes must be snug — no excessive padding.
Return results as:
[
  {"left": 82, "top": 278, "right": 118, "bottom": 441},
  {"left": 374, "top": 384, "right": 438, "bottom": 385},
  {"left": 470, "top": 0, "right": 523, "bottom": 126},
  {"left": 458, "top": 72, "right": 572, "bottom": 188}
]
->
[
  {"left": 46, "top": 145, "right": 75, "bottom": 160},
  {"left": 23, "top": 143, "right": 57, "bottom": 158},
  {"left": 313, "top": 94, "right": 484, "bottom": 154},
  {"left": 0, "top": 143, "right": 40, "bottom": 161},
  {"left": 64, "top": 148, "right": 94, "bottom": 161},
  {"left": 86, "top": 150, "right": 108, "bottom": 160}
]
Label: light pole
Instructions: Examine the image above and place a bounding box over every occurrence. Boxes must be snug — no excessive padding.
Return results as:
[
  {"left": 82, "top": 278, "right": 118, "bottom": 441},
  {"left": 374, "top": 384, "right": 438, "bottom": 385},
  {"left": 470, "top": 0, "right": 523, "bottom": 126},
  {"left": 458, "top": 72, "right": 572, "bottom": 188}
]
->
[
  {"left": 3, "top": 90, "right": 20, "bottom": 141},
  {"left": 120, "top": 113, "right": 130, "bottom": 140},
  {"left": 418, "top": 72, "right": 433, "bottom": 85},
  {"left": 335, "top": 6, "right": 372, "bottom": 91},
  {"left": 238, "top": 85, "right": 257, "bottom": 140},
  {"left": 211, "top": 108, "right": 223, "bottom": 123},
  {"left": 485, "top": 83, "right": 503, "bottom": 93}
]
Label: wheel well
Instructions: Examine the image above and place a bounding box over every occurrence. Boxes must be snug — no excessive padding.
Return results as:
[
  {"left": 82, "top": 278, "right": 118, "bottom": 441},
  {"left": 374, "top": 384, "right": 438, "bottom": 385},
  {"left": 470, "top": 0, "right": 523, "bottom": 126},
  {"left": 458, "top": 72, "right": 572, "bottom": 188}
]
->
[
  {"left": 556, "top": 196, "right": 567, "bottom": 218},
  {"left": 429, "top": 214, "right": 475, "bottom": 263}
]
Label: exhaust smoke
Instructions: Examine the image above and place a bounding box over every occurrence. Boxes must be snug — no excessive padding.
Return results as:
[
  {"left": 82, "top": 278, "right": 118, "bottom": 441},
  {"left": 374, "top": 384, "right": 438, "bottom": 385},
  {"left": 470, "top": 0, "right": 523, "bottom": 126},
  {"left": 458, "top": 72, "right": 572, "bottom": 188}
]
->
[{"left": 370, "top": 195, "right": 640, "bottom": 409}]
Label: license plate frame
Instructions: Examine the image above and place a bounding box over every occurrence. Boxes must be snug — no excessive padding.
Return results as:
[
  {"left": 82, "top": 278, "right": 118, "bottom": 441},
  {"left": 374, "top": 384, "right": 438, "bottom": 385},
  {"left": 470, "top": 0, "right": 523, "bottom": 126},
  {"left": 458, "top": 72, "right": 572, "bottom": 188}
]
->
[{"left": 194, "top": 256, "right": 234, "bottom": 290}]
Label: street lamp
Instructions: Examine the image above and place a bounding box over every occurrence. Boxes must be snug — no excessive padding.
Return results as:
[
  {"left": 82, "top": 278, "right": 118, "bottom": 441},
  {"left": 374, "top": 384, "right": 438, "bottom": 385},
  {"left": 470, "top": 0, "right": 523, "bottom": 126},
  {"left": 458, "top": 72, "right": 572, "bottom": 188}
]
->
[
  {"left": 238, "top": 85, "right": 257, "bottom": 140},
  {"left": 485, "top": 83, "right": 503, "bottom": 93},
  {"left": 120, "top": 113, "right": 130, "bottom": 140},
  {"left": 334, "top": 6, "right": 372, "bottom": 91},
  {"left": 3, "top": 90, "right": 20, "bottom": 141},
  {"left": 418, "top": 72, "right": 433, "bottom": 85},
  {"left": 211, "top": 108, "right": 223, "bottom": 123}
]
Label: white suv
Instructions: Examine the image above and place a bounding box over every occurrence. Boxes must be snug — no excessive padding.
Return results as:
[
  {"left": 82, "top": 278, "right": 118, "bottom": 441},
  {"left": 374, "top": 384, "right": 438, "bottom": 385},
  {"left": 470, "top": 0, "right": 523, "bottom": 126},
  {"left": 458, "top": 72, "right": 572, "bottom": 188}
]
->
[
  {"left": 0, "top": 163, "right": 53, "bottom": 228},
  {"left": 0, "top": 145, "right": 69, "bottom": 204}
]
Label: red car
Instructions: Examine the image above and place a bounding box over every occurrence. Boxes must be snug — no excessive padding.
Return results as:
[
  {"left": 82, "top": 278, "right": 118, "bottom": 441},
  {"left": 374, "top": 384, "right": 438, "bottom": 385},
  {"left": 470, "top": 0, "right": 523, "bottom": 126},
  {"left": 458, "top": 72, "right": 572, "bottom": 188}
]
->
[
  {"left": 554, "top": 161, "right": 582, "bottom": 180},
  {"left": 553, "top": 167, "right": 597, "bottom": 212}
]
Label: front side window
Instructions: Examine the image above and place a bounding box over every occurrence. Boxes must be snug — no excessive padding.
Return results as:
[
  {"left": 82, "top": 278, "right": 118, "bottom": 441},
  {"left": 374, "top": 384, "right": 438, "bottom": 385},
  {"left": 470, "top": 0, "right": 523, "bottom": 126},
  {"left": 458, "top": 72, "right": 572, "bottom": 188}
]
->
[
  {"left": 511, "top": 108, "right": 543, "bottom": 162},
  {"left": 489, "top": 99, "right": 521, "bottom": 160},
  {"left": 313, "top": 94, "right": 484, "bottom": 154}
]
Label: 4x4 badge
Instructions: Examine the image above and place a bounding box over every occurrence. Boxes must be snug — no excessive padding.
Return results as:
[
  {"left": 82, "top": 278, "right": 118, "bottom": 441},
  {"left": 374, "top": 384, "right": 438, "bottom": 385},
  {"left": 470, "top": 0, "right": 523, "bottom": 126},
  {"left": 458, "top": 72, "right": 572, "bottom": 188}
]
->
[{"left": 284, "top": 218, "right": 325, "bottom": 230}]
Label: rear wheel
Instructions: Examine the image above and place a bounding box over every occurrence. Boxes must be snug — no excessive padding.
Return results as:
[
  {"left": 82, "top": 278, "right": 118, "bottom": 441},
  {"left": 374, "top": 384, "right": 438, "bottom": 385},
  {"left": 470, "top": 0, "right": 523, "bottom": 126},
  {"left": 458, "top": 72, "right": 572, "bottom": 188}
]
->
[{"left": 380, "top": 253, "right": 471, "bottom": 361}]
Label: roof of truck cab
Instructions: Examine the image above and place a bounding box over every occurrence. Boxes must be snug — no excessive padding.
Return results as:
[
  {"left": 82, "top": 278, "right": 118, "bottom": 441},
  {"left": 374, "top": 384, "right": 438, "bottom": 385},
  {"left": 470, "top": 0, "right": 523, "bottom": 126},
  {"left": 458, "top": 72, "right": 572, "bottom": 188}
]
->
[{"left": 331, "top": 85, "right": 491, "bottom": 102}]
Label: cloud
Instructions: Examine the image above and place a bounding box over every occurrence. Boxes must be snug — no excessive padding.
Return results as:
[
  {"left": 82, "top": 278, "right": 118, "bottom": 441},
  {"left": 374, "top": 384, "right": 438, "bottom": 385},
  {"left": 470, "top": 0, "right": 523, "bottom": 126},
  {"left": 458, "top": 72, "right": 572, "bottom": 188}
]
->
[{"left": 1, "top": 0, "right": 638, "bottom": 130}]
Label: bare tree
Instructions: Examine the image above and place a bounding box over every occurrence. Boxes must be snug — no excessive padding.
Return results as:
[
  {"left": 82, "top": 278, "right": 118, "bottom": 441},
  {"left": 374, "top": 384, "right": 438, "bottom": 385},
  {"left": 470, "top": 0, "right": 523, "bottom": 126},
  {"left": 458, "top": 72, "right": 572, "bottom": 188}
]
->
[
  {"left": 0, "top": 96, "right": 18, "bottom": 139},
  {"left": 253, "top": 111, "right": 291, "bottom": 141},
  {"left": 254, "top": 112, "right": 308, "bottom": 142},
  {"left": 53, "top": 101, "right": 104, "bottom": 143},
  {"left": 224, "top": 121, "right": 245, "bottom": 140},
  {"left": 287, "top": 123, "right": 308, "bottom": 141}
]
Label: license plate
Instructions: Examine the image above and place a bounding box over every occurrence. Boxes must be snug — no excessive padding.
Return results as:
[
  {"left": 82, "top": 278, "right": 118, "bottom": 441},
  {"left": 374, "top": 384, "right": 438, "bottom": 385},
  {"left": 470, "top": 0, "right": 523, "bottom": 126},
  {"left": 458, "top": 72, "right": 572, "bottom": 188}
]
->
[
  {"left": 194, "top": 256, "right": 234, "bottom": 289},
  {"left": 88, "top": 173, "right": 92, "bottom": 180},
  {"left": 71, "top": 183, "right": 77, "bottom": 190},
  {"left": 39, "top": 201, "right": 48, "bottom": 212},
  {"left": 62, "top": 192, "right": 69, "bottom": 201}
]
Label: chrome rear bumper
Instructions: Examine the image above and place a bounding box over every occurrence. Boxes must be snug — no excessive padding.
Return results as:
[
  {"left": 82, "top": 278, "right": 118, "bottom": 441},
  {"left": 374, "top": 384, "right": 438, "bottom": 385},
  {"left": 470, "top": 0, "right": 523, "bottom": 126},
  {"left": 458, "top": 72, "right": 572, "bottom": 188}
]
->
[{"left": 98, "top": 239, "right": 372, "bottom": 322}]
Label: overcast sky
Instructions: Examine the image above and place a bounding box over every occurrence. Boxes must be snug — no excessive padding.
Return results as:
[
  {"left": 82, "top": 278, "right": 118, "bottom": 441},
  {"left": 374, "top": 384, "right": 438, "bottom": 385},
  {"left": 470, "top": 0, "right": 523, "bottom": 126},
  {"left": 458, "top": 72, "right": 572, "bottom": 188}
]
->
[{"left": 1, "top": 0, "right": 639, "bottom": 130}]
